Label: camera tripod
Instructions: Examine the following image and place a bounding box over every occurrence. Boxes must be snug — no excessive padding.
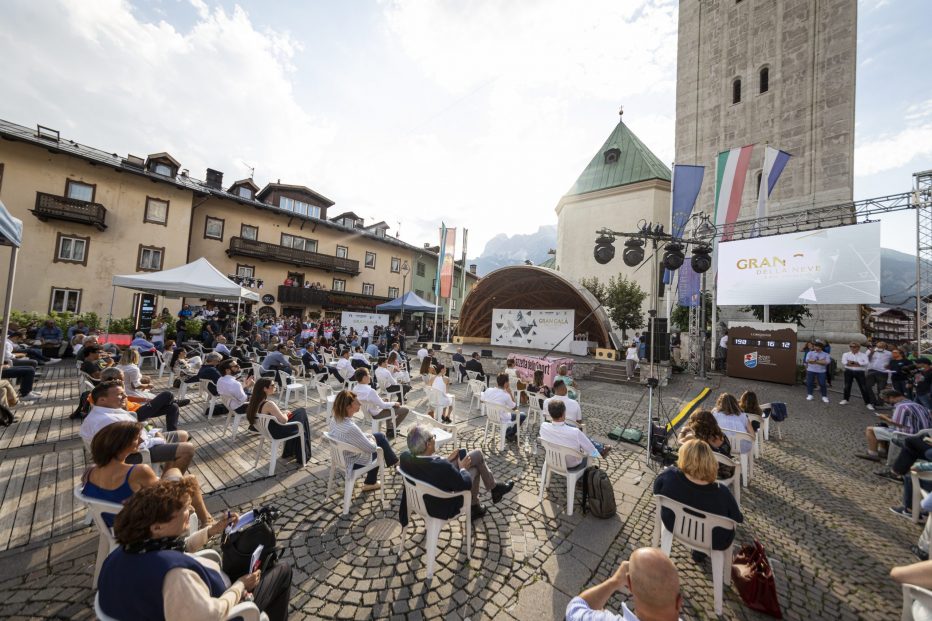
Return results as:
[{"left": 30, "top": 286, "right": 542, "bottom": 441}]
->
[{"left": 614, "top": 375, "right": 679, "bottom": 469}]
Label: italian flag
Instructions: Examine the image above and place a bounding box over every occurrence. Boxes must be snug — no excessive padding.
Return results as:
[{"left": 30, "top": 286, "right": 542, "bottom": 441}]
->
[{"left": 714, "top": 145, "right": 755, "bottom": 240}]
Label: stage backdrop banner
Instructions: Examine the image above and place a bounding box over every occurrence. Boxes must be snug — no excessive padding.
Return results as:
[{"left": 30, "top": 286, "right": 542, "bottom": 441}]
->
[
  {"left": 491, "top": 309, "right": 574, "bottom": 352},
  {"left": 716, "top": 222, "right": 881, "bottom": 305},
  {"left": 340, "top": 311, "right": 389, "bottom": 336}
]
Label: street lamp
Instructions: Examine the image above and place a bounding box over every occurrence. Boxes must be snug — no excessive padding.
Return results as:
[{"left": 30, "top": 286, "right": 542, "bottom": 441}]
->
[{"left": 400, "top": 260, "right": 410, "bottom": 323}]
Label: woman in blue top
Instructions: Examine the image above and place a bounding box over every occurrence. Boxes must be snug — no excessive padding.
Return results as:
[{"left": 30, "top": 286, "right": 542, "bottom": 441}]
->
[
  {"left": 82, "top": 421, "right": 211, "bottom": 526},
  {"left": 804, "top": 341, "right": 832, "bottom": 403}
]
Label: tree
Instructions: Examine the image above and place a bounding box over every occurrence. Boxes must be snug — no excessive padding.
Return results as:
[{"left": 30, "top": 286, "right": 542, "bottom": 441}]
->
[
  {"left": 580, "top": 276, "right": 608, "bottom": 306},
  {"left": 605, "top": 275, "right": 647, "bottom": 339},
  {"left": 671, "top": 295, "right": 716, "bottom": 332},
  {"left": 738, "top": 304, "right": 812, "bottom": 327}
]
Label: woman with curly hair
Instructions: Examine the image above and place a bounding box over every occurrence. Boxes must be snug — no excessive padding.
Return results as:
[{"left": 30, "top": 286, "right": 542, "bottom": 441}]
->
[
  {"left": 97, "top": 479, "right": 293, "bottom": 621},
  {"left": 678, "top": 410, "right": 735, "bottom": 480}
]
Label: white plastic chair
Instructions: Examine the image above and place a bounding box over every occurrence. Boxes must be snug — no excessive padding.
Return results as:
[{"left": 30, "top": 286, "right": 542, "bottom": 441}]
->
[
  {"left": 652, "top": 494, "right": 737, "bottom": 616},
  {"left": 199, "top": 380, "right": 221, "bottom": 419},
  {"left": 397, "top": 468, "right": 472, "bottom": 580},
  {"left": 722, "top": 429, "right": 755, "bottom": 487},
  {"left": 410, "top": 410, "right": 457, "bottom": 450},
  {"left": 427, "top": 386, "right": 456, "bottom": 423},
  {"left": 315, "top": 381, "right": 336, "bottom": 413},
  {"left": 94, "top": 588, "right": 266, "bottom": 621},
  {"left": 760, "top": 402, "right": 785, "bottom": 440},
  {"left": 911, "top": 467, "right": 932, "bottom": 524},
  {"left": 74, "top": 485, "right": 122, "bottom": 588},
  {"left": 746, "top": 413, "right": 764, "bottom": 457},
  {"left": 537, "top": 439, "right": 589, "bottom": 516},
  {"left": 219, "top": 394, "right": 246, "bottom": 438},
  {"left": 713, "top": 452, "right": 741, "bottom": 507},
  {"left": 465, "top": 370, "right": 481, "bottom": 383},
  {"left": 901, "top": 583, "right": 932, "bottom": 621},
  {"left": 277, "top": 370, "right": 308, "bottom": 406},
  {"left": 158, "top": 350, "right": 174, "bottom": 379},
  {"left": 322, "top": 431, "right": 385, "bottom": 515},
  {"left": 451, "top": 361, "right": 466, "bottom": 384},
  {"left": 482, "top": 402, "right": 521, "bottom": 455},
  {"left": 254, "top": 413, "right": 306, "bottom": 476}
]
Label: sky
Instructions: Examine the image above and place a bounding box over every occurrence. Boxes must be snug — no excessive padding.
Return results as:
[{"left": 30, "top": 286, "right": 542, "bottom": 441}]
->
[{"left": 0, "top": 0, "right": 929, "bottom": 258}]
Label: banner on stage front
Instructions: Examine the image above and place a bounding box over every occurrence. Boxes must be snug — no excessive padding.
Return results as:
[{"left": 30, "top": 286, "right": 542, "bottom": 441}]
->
[
  {"left": 491, "top": 309, "right": 574, "bottom": 352},
  {"left": 340, "top": 311, "right": 389, "bottom": 336},
  {"left": 716, "top": 222, "right": 881, "bottom": 305}
]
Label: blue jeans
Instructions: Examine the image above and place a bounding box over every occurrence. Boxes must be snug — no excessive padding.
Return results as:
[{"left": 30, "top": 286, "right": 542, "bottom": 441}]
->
[
  {"left": 806, "top": 371, "right": 827, "bottom": 397},
  {"left": 353, "top": 432, "right": 398, "bottom": 484}
]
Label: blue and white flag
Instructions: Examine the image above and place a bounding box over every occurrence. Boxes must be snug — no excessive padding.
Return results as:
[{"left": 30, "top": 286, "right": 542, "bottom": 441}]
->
[
  {"left": 756, "top": 147, "right": 792, "bottom": 221},
  {"left": 663, "top": 164, "right": 704, "bottom": 285}
]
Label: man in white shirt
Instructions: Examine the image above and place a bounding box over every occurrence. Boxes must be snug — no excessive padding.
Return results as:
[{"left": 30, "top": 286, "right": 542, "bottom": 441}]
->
[
  {"left": 351, "top": 347, "right": 372, "bottom": 369},
  {"left": 417, "top": 345, "right": 430, "bottom": 361},
  {"left": 540, "top": 400, "right": 598, "bottom": 469},
  {"left": 216, "top": 358, "right": 254, "bottom": 413},
  {"left": 565, "top": 547, "right": 682, "bottom": 621},
  {"left": 481, "top": 373, "right": 525, "bottom": 441},
  {"left": 866, "top": 341, "right": 893, "bottom": 407},
  {"left": 334, "top": 349, "right": 354, "bottom": 383},
  {"left": 545, "top": 381, "right": 583, "bottom": 424},
  {"left": 717, "top": 331, "right": 728, "bottom": 372},
  {"left": 353, "top": 368, "right": 409, "bottom": 435},
  {"left": 80, "top": 381, "right": 195, "bottom": 472},
  {"left": 375, "top": 357, "right": 411, "bottom": 402},
  {"left": 840, "top": 342, "right": 873, "bottom": 409}
]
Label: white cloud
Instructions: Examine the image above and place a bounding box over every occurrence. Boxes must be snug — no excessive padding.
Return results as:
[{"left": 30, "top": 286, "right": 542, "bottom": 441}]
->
[
  {"left": 0, "top": 0, "right": 334, "bottom": 186},
  {"left": 856, "top": 98, "right": 932, "bottom": 176}
]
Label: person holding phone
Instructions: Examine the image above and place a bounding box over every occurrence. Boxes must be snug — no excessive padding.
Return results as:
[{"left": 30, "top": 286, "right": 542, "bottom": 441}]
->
[
  {"left": 840, "top": 342, "right": 873, "bottom": 409},
  {"left": 398, "top": 424, "right": 514, "bottom": 522}
]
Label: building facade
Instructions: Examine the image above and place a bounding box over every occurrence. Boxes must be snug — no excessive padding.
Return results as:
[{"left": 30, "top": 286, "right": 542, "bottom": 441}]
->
[
  {"left": 0, "top": 118, "right": 478, "bottom": 325},
  {"left": 554, "top": 115, "right": 672, "bottom": 319},
  {"left": 675, "top": 0, "right": 860, "bottom": 341}
]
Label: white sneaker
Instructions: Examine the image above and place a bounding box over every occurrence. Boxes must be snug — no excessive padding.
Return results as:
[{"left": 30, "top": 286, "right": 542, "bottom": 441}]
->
[
  {"left": 806, "top": 395, "right": 814, "bottom": 401},
  {"left": 867, "top": 404, "right": 875, "bottom": 411},
  {"left": 839, "top": 400, "right": 848, "bottom": 405},
  {"left": 47, "top": 358, "right": 62, "bottom": 364},
  {"left": 822, "top": 396, "right": 830, "bottom": 403},
  {"left": 21, "top": 391, "right": 42, "bottom": 401}
]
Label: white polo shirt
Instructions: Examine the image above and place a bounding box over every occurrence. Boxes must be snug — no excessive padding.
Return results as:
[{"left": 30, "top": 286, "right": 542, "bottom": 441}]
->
[
  {"left": 544, "top": 394, "right": 582, "bottom": 423},
  {"left": 539, "top": 421, "right": 597, "bottom": 468},
  {"left": 354, "top": 383, "right": 395, "bottom": 417},
  {"left": 481, "top": 387, "right": 515, "bottom": 423}
]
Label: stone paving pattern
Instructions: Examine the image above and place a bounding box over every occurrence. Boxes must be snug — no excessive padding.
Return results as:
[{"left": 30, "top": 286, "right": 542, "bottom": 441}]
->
[{"left": 0, "top": 360, "right": 917, "bottom": 620}]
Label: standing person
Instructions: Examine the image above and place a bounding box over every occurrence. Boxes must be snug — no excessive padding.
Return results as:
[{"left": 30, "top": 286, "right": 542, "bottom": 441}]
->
[
  {"left": 361, "top": 326, "right": 369, "bottom": 349},
  {"left": 717, "top": 330, "right": 728, "bottom": 372},
  {"left": 889, "top": 348, "right": 916, "bottom": 398},
  {"left": 914, "top": 358, "right": 932, "bottom": 411},
  {"left": 804, "top": 341, "right": 831, "bottom": 403},
  {"left": 840, "top": 341, "right": 873, "bottom": 410},
  {"left": 149, "top": 319, "right": 166, "bottom": 352},
  {"left": 625, "top": 341, "right": 639, "bottom": 381},
  {"left": 174, "top": 316, "right": 187, "bottom": 344},
  {"left": 867, "top": 341, "right": 893, "bottom": 407}
]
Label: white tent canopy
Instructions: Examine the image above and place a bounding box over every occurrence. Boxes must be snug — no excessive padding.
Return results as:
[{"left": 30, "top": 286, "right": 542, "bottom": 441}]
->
[{"left": 111, "top": 257, "right": 260, "bottom": 302}]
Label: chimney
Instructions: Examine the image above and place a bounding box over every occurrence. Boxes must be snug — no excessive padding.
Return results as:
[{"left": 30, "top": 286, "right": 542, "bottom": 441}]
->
[
  {"left": 469, "top": 264, "right": 477, "bottom": 274},
  {"left": 205, "top": 168, "right": 223, "bottom": 189},
  {"left": 181, "top": 169, "right": 189, "bottom": 177},
  {"left": 424, "top": 243, "right": 430, "bottom": 249}
]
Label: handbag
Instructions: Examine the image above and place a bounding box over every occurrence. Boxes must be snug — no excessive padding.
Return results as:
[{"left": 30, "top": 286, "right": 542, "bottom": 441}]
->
[
  {"left": 731, "top": 540, "right": 782, "bottom": 618},
  {"left": 221, "top": 506, "right": 281, "bottom": 581}
]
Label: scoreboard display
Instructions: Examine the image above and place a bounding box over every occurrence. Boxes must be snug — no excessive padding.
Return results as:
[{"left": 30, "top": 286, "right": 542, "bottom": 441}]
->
[{"left": 726, "top": 322, "right": 798, "bottom": 385}]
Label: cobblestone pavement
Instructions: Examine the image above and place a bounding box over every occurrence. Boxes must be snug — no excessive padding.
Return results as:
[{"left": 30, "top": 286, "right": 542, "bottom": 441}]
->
[{"left": 0, "top": 364, "right": 918, "bottom": 620}]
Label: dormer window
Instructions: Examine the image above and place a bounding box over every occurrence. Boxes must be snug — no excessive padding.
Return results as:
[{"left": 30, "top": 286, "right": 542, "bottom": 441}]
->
[
  {"left": 153, "top": 162, "right": 172, "bottom": 176},
  {"left": 604, "top": 147, "right": 620, "bottom": 164},
  {"left": 237, "top": 186, "right": 253, "bottom": 199}
]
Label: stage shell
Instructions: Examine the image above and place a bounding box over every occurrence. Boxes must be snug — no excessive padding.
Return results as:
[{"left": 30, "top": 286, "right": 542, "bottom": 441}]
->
[{"left": 457, "top": 265, "right": 619, "bottom": 349}]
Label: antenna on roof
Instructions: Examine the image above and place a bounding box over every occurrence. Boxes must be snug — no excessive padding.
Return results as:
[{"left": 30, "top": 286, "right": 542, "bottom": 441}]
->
[
  {"left": 618, "top": 105, "right": 624, "bottom": 118},
  {"left": 396, "top": 220, "right": 401, "bottom": 238},
  {"left": 239, "top": 160, "right": 255, "bottom": 179}
]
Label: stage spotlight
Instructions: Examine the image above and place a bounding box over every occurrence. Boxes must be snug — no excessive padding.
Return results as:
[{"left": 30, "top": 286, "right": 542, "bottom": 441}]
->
[
  {"left": 593, "top": 234, "right": 616, "bottom": 265},
  {"left": 622, "top": 238, "right": 645, "bottom": 267},
  {"left": 691, "top": 245, "right": 713, "bottom": 273},
  {"left": 662, "top": 243, "right": 685, "bottom": 271}
]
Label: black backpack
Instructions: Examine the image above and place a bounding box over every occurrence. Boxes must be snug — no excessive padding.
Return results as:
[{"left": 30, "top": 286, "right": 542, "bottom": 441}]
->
[
  {"left": 221, "top": 506, "right": 282, "bottom": 581},
  {"left": 580, "top": 466, "right": 616, "bottom": 518}
]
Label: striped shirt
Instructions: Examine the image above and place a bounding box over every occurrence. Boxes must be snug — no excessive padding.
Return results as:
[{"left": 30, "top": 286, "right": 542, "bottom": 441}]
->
[
  {"left": 892, "top": 399, "right": 932, "bottom": 434},
  {"left": 328, "top": 417, "right": 376, "bottom": 467}
]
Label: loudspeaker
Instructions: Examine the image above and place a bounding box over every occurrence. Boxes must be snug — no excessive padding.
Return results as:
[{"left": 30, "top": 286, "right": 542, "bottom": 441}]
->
[
  {"left": 431, "top": 343, "right": 441, "bottom": 351},
  {"left": 646, "top": 317, "right": 670, "bottom": 363},
  {"left": 481, "top": 349, "right": 493, "bottom": 358}
]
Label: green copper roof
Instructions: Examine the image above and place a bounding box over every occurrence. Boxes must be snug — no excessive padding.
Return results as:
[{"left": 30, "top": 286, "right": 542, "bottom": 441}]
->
[
  {"left": 538, "top": 256, "right": 556, "bottom": 269},
  {"left": 565, "top": 119, "right": 671, "bottom": 197}
]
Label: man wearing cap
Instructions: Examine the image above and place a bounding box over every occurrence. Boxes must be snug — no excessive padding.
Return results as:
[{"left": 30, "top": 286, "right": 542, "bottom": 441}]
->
[
  {"left": 840, "top": 342, "right": 873, "bottom": 410},
  {"left": 866, "top": 341, "right": 893, "bottom": 407}
]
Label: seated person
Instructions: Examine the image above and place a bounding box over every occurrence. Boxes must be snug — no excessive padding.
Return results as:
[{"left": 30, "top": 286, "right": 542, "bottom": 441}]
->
[
  {"left": 129, "top": 331, "right": 156, "bottom": 352},
  {"left": 480, "top": 373, "right": 526, "bottom": 441},
  {"left": 97, "top": 367, "right": 188, "bottom": 431},
  {"left": 70, "top": 333, "right": 87, "bottom": 357},
  {"left": 891, "top": 560, "right": 932, "bottom": 621},
  {"left": 11, "top": 332, "right": 60, "bottom": 365},
  {"left": 451, "top": 347, "right": 467, "bottom": 381},
  {"left": 504, "top": 358, "right": 522, "bottom": 390},
  {"left": 333, "top": 349, "right": 354, "bottom": 384},
  {"left": 858, "top": 389, "right": 932, "bottom": 462},
  {"left": 216, "top": 358, "right": 254, "bottom": 415},
  {"left": 399, "top": 423, "right": 513, "bottom": 522},
  {"left": 351, "top": 346, "right": 371, "bottom": 370},
  {"left": 97, "top": 479, "right": 293, "bottom": 621},
  {"left": 541, "top": 398, "right": 610, "bottom": 459},
  {"left": 419, "top": 353, "right": 439, "bottom": 376},
  {"left": 328, "top": 389, "right": 398, "bottom": 491},
  {"left": 66, "top": 320, "right": 90, "bottom": 344},
  {"left": 678, "top": 410, "right": 735, "bottom": 480},
  {"left": 566, "top": 548, "right": 682, "bottom": 621},
  {"left": 711, "top": 392, "right": 755, "bottom": 454},
  {"left": 417, "top": 345, "right": 429, "bottom": 361},
  {"left": 553, "top": 364, "right": 578, "bottom": 400},
  {"left": 386, "top": 351, "right": 411, "bottom": 383},
  {"left": 186, "top": 352, "right": 222, "bottom": 395},
  {"left": 464, "top": 352, "right": 487, "bottom": 384},
  {"left": 116, "top": 347, "right": 154, "bottom": 397},
  {"left": 527, "top": 369, "right": 551, "bottom": 398},
  {"left": 80, "top": 345, "right": 113, "bottom": 384},
  {"left": 738, "top": 390, "right": 764, "bottom": 433},
  {"left": 429, "top": 362, "right": 454, "bottom": 423},
  {"left": 245, "top": 378, "right": 310, "bottom": 465},
  {"left": 80, "top": 381, "right": 195, "bottom": 472},
  {"left": 37, "top": 319, "right": 63, "bottom": 352},
  {"left": 352, "top": 367, "right": 409, "bottom": 435},
  {"left": 375, "top": 357, "right": 412, "bottom": 402},
  {"left": 260, "top": 345, "right": 293, "bottom": 380},
  {"left": 169, "top": 348, "right": 198, "bottom": 384},
  {"left": 366, "top": 340, "right": 381, "bottom": 360},
  {"left": 82, "top": 421, "right": 211, "bottom": 525},
  {"left": 653, "top": 439, "right": 743, "bottom": 561},
  {"left": 212, "top": 335, "right": 231, "bottom": 358},
  {"left": 301, "top": 344, "right": 326, "bottom": 377},
  {"left": 4, "top": 334, "right": 38, "bottom": 368},
  {"left": 1, "top": 360, "right": 40, "bottom": 401}
]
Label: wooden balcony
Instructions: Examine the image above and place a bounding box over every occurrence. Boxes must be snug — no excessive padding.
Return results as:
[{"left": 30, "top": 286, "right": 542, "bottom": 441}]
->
[
  {"left": 31, "top": 192, "right": 107, "bottom": 230},
  {"left": 227, "top": 237, "right": 360, "bottom": 275},
  {"left": 277, "top": 286, "right": 330, "bottom": 306}
]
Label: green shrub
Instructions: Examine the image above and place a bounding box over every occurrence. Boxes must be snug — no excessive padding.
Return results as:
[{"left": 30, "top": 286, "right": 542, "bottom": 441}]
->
[
  {"left": 107, "top": 317, "right": 136, "bottom": 333},
  {"left": 185, "top": 319, "right": 204, "bottom": 338}
]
